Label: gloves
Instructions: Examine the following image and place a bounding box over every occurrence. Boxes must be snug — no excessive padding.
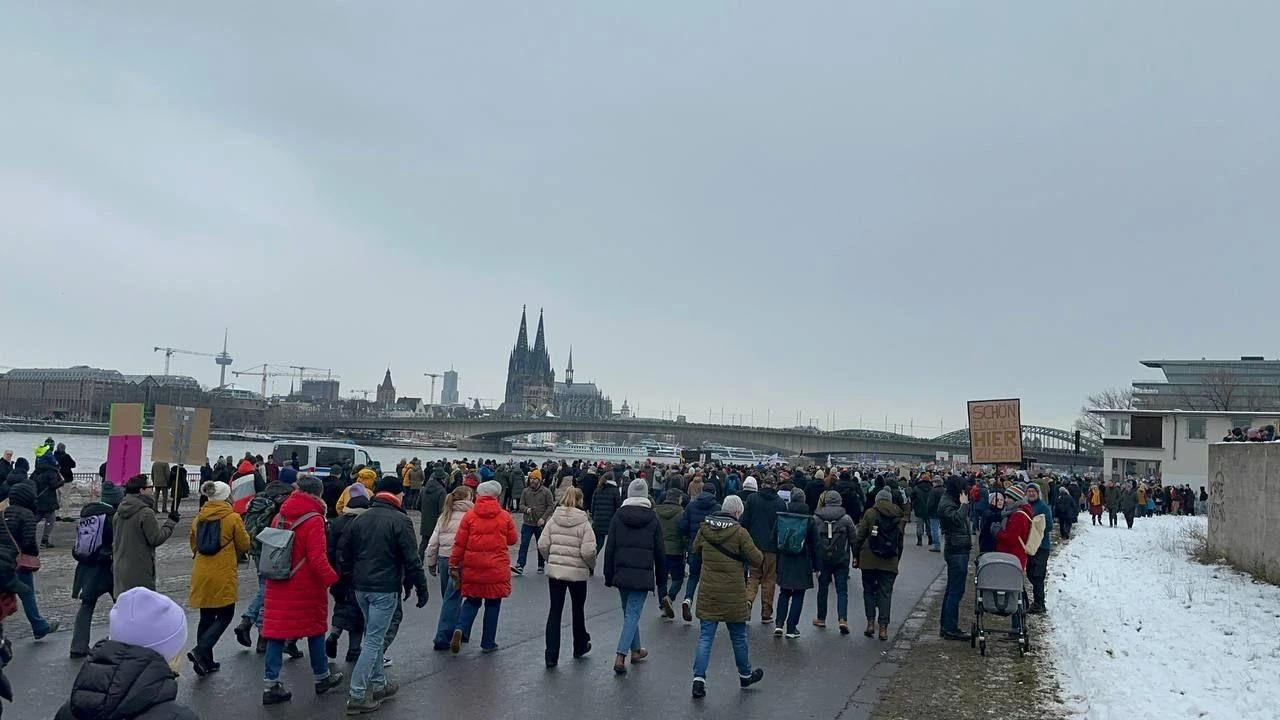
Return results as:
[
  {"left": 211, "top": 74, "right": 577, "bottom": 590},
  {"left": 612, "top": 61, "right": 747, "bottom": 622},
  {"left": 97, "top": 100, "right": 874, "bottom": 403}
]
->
[
  {"left": 167, "top": 508, "right": 180, "bottom": 524},
  {"left": 415, "top": 586, "right": 429, "bottom": 609},
  {"left": 428, "top": 564, "right": 438, "bottom": 577},
  {"left": 449, "top": 568, "right": 460, "bottom": 585},
  {"left": 402, "top": 585, "right": 412, "bottom": 601}
]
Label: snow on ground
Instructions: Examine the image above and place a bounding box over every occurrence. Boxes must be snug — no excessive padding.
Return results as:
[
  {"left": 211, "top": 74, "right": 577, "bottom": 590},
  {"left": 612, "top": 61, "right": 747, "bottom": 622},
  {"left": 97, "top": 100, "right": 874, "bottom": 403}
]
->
[{"left": 1049, "top": 516, "right": 1280, "bottom": 720}]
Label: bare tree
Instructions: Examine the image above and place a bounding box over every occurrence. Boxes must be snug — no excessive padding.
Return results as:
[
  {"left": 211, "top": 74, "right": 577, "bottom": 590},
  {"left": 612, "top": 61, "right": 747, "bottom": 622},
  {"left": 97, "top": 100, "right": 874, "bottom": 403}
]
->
[
  {"left": 1074, "top": 387, "right": 1135, "bottom": 442},
  {"left": 1201, "top": 369, "right": 1241, "bottom": 411}
]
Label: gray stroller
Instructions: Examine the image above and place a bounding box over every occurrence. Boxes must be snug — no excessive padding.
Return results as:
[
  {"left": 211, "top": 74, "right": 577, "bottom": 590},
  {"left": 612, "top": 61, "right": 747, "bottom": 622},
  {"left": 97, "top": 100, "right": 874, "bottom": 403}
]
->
[{"left": 970, "top": 551, "right": 1030, "bottom": 656}]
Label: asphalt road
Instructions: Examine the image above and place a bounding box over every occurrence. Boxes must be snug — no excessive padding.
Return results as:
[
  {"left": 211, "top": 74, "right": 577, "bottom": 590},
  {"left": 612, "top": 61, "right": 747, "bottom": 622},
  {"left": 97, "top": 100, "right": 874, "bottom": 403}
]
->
[{"left": 6, "top": 516, "right": 944, "bottom": 719}]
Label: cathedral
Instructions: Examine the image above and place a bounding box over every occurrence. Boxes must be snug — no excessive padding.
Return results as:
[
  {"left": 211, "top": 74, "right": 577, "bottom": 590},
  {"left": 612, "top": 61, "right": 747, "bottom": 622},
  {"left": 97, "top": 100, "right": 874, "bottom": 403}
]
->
[{"left": 500, "top": 307, "right": 611, "bottom": 418}]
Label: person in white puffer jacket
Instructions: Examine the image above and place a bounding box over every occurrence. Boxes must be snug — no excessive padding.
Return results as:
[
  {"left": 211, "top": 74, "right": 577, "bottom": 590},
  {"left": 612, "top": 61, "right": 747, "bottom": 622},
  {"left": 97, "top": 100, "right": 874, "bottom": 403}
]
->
[
  {"left": 427, "top": 487, "right": 474, "bottom": 651},
  {"left": 537, "top": 487, "right": 597, "bottom": 668}
]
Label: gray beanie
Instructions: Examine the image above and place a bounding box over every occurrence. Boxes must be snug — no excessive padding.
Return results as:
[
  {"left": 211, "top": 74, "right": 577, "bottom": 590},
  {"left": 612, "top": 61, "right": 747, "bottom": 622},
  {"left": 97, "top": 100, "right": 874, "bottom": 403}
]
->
[
  {"left": 627, "top": 478, "right": 649, "bottom": 499},
  {"left": 477, "top": 480, "right": 503, "bottom": 498},
  {"left": 875, "top": 488, "right": 893, "bottom": 503},
  {"left": 790, "top": 488, "right": 806, "bottom": 507},
  {"left": 823, "top": 490, "right": 842, "bottom": 507},
  {"left": 100, "top": 481, "right": 125, "bottom": 507},
  {"left": 722, "top": 495, "right": 745, "bottom": 517}
]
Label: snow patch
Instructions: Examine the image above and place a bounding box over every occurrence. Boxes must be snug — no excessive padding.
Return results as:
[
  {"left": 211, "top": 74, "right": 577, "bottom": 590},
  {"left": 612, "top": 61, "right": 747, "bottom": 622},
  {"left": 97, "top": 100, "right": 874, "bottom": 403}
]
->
[{"left": 1049, "top": 516, "right": 1280, "bottom": 719}]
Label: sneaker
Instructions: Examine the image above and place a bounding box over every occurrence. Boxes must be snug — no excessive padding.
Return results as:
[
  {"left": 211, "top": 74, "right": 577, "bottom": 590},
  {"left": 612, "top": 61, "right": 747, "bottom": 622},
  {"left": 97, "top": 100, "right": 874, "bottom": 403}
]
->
[
  {"left": 512, "top": 565, "right": 524, "bottom": 576},
  {"left": 839, "top": 620, "right": 850, "bottom": 636},
  {"left": 450, "top": 629, "right": 463, "bottom": 654},
  {"left": 537, "top": 566, "right": 545, "bottom": 574},
  {"left": 33, "top": 620, "right": 61, "bottom": 640},
  {"left": 812, "top": 619, "right": 826, "bottom": 629},
  {"left": 760, "top": 616, "right": 773, "bottom": 625},
  {"left": 681, "top": 599, "right": 693, "bottom": 622},
  {"left": 283, "top": 639, "right": 304, "bottom": 659},
  {"left": 773, "top": 627, "right": 783, "bottom": 637},
  {"left": 325, "top": 633, "right": 339, "bottom": 659},
  {"left": 784, "top": 630, "right": 800, "bottom": 639},
  {"left": 315, "top": 669, "right": 344, "bottom": 695},
  {"left": 660, "top": 597, "right": 674, "bottom": 619},
  {"left": 382, "top": 657, "right": 393, "bottom": 668},
  {"left": 692, "top": 678, "right": 706, "bottom": 699},
  {"left": 372, "top": 682, "right": 398, "bottom": 702},
  {"left": 263, "top": 683, "right": 292, "bottom": 705},
  {"left": 234, "top": 619, "right": 253, "bottom": 648},
  {"left": 481, "top": 645, "right": 500, "bottom": 654},
  {"left": 187, "top": 651, "right": 210, "bottom": 677},
  {"left": 739, "top": 668, "right": 764, "bottom": 689},
  {"left": 345, "top": 696, "right": 381, "bottom": 715},
  {"left": 941, "top": 629, "right": 969, "bottom": 641}
]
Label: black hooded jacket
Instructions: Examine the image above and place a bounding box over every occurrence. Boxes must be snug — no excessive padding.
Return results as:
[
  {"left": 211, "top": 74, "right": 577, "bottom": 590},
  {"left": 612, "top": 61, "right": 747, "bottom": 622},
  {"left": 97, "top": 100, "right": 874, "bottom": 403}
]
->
[
  {"left": 54, "top": 640, "right": 198, "bottom": 719},
  {"left": 1, "top": 482, "right": 38, "bottom": 557},
  {"left": 603, "top": 501, "right": 667, "bottom": 592}
]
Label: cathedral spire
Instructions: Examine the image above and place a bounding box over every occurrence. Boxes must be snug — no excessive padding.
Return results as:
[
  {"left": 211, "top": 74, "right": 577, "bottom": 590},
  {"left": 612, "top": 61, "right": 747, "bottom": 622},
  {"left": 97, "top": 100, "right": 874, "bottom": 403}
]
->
[
  {"left": 533, "top": 308, "right": 547, "bottom": 356},
  {"left": 566, "top": 346, "right": 574, "bottom": 385},
  {"left": 515, "top": 305, "right": 529, "bottom": 354}
]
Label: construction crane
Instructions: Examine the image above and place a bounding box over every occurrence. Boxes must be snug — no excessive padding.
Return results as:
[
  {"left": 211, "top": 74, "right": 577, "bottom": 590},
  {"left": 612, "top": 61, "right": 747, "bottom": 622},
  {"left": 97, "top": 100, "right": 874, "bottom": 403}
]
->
[
  {"left": 153, "top": 346, "right": 219, "bottom": 376},
  {"left": 232, "top": 364, "right": 281, "bottom": 397},
  {"left": 289, "top": 365, "right": 335, "bottom": 389},
  {"left": 424, "top": 373, "right": 441, "bottom": 406},
  {"left": 235, "top": 364, "right": 341, "bottom": 397},
  {"left": 349, "top": 389, "right": 373, "bottom": 401}
]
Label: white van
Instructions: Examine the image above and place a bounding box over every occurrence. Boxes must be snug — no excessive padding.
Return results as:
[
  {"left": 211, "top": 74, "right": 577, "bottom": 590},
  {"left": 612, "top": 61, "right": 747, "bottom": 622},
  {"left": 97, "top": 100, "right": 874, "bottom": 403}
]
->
[{"left": 272, "top": 440, "right": 378, "bottom": 477}]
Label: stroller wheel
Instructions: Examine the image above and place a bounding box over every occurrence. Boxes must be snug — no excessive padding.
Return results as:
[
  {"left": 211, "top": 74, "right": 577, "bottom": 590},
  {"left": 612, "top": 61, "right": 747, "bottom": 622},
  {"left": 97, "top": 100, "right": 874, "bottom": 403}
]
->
[
  {"left": 969, "top": 621, "right": 977, "bottom": 648},
  {"left": 1021, "top": 633, "right": 1031, "bottom": 654}
]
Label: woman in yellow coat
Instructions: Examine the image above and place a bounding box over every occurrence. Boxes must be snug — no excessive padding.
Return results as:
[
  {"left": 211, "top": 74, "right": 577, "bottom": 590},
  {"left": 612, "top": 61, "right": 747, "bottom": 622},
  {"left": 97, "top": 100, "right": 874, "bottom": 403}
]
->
[
  {"left": 188, "top": 480, "right": 251, "bottom": 676},
  {"left": 336, "top": 467, "right": 379, "bottom": 515}
]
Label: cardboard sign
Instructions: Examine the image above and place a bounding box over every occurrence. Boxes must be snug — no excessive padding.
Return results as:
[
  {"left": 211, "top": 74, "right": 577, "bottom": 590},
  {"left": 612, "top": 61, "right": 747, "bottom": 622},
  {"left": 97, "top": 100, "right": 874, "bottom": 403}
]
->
[
  {"left": 152, "top": 405, "right": 211, "bottom": 466},
  {"left": 106, "top": 403, "right": 144, "bottom": 486},
  {"left": 967, "top": 398, "right": 1023, "bottom": 465}
]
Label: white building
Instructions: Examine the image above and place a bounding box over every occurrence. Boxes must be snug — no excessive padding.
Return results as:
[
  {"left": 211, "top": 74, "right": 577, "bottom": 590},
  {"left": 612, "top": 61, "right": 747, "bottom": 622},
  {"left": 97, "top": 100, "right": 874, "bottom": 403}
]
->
[{"left": 1090, "top": 409, "right": 1280, "bottom": 486}]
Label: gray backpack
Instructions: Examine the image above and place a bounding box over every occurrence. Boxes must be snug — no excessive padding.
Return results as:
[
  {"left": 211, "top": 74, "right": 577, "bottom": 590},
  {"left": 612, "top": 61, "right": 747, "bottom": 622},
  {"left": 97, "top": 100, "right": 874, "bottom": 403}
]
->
[{"left": 255, "top": 512, "right": 321, "bottom": 580}]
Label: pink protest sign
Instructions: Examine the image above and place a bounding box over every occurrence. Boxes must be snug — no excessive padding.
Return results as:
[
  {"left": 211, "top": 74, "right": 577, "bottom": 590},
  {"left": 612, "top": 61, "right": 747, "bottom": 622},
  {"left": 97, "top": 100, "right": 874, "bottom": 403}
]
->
[{"left": 107, "top": 403, "right": 144, "bottom": 486}]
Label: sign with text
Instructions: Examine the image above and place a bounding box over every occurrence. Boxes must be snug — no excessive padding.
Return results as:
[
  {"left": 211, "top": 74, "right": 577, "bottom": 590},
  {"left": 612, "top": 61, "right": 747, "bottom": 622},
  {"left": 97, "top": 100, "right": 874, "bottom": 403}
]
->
[
  {"left": 967, "top": 398, "right": 1023, "bottom": 465},
  {"left": 151, "top": 405, "right": 211, "bottom": 466}
]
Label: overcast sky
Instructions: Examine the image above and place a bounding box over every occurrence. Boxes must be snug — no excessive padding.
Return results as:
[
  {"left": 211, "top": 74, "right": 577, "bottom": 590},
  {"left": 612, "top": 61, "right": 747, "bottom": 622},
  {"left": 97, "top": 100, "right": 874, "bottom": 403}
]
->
[{"left": 2, "top": 2, "right": 1277, "bottom": 434}]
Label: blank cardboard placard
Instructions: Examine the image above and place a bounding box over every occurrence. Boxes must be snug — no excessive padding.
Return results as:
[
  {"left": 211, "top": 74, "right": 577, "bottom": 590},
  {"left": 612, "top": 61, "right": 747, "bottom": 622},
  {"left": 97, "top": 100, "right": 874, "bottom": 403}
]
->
[{"left": 152, "top": 405, "right": 212, "bottom": 466}]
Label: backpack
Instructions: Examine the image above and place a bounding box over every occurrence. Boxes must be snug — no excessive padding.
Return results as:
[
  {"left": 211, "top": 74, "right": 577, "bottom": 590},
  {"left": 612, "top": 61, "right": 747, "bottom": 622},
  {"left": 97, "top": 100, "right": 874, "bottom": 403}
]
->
[
  {"left": 195, "top": 518, "right": 225, "bottom": 556},
  {"left": 867, "top": 511, "right": 902, "bottom": 558},
  {"left": 725, "top": 475, "right": 741, "bottom": 494},
  {"left": 72, "top": 514, "right": 108, "bottom": 562},
  {"left": 255, "top": 512, "right": 322, "bottom": 580},
  {"left": 244, "top": 497, "right": 282, "bottom": 557},
  {"left": 775, "top": 512, "right": 810, "bottom": 555},
  {"left": 817, "top": 518, "right": 849, "bottom": 566}
]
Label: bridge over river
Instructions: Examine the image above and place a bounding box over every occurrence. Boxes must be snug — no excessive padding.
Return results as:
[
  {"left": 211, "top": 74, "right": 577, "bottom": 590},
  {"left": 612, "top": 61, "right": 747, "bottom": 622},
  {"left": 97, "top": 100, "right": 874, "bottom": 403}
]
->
[{"left": 281, "top": 414, "right": 1101, "bottom": 466}]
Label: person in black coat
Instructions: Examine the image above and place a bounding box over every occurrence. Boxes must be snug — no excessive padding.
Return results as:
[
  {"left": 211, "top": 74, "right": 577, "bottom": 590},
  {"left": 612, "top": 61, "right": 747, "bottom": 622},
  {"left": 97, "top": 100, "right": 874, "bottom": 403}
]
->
[
  {"left": 977, "top": 491, "right": 1005, "bottom": 554},
  {"left": 591, "top": 474, "right": 623, "bottom": 556},
  {"left": 70, "top": 482, "right": 124, "bottom": 657},
  {"left": 741, "top": 478, "right": 787, "bottom": 623},
  {"left": 3, "top": 482, "right": 58, "bottom": 637},
  {"left": 834, "top": 473, "right": 865, "bottom": 526},
  {"left": 1053, "top": 487, "right": 1079, "bottom": 539},
  {"left": 0, "top": 451, "right": 12, "bottom": 485},
  {"left": 774, "top": 490, "right": 818, "bottom": 637},
  {"left": 31, "top": 455, "right": 64, "bottom": 547},
  {"left": 603, "top": 480, "right": 666, "bottom": 675}
]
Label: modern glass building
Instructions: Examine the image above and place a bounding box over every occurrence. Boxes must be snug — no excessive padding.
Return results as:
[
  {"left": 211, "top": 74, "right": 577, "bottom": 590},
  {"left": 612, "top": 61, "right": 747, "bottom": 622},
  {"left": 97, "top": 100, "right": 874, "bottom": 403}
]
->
[{"left": 1134, "top": 357, "right": 1280, "bottom": 411}]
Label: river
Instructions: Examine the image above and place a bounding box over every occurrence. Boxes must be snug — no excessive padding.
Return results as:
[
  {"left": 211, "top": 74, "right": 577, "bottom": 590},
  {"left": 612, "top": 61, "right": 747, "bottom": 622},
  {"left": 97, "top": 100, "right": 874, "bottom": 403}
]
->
[{"left": 0, "top": 430, "right": 556, "bottom": 473}]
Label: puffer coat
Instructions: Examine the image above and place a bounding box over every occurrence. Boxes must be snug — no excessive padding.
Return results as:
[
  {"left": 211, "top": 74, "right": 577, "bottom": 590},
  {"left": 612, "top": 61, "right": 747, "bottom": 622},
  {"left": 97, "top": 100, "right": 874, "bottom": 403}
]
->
[
  {"left": 537, "top": 505, "right": 597, "bottom": 582},
  {"left": 54, "top": 641, "right": 197, "bottom": 720},
  {"left": 425, "top": 499, "right": 473, "bottom": 568},
  {"left": 187, "top": 500, "right": 251, "bottom": 608},
  {"left": 603, "top": 499, "right": 666, "bottom": 592},
  {"left": 692, "top": 511, "right": 763, "bottom": 623},
  {"left": 590, "top": 480, "right": 622, "bottom": 535},
  {"left": 262, "top": 491, "right": 337, "bottom": 640},
  {"left": 450, "top": 495, "right": 518, "bottom": 599},
  {"left": 654, "top": 494, "right": 686, "bottom": 555}
]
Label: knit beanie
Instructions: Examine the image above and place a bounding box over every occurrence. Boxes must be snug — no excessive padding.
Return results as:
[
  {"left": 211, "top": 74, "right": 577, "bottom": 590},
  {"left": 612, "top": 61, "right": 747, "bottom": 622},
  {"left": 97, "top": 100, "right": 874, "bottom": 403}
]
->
[
  {"left": 202, "top": 481, "right": 231, "bottom": 502},
  {"left": 1004, "top": 484, "right": 1026, "bottom": 503},
  {"left": 348, "top": 482, "right": 370, "bottom": 500},
  {"left": 477, "top": 480, "right": 502, "bottom": 498},
  {"left": 374, "top": 475, "right": 404, "bottom": 495},
  {"left": 109, "top": 588, "right": 187, "bottom": 663},
  {"left": 875, "top": 488, "right": 893, "bottom": 504},
  {"left": 279, "top": 466, "right": 298, "bottom": 485},
  {"left": 823, "top": 490, "right": 842, "bottom": 507},
  {"left": 100, "top": 481, "right": 125, "bottom": 507},
  {"left": 627, "top": 479, "right": 649, "bottom": 499},
  {"left": 743, "top": 477, "right": 758, "bottom": 491},
  {"left": 722, "top": 495, "right": 745, "bottom": 517}
]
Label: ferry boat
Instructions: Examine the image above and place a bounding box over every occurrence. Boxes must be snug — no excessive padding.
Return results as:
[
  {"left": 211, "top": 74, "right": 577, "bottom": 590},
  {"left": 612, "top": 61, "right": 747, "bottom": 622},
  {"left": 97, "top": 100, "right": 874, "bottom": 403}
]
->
[
  {"left": 511, "top": 440, "right": 555, "bottom": 452},
  {"left": 639, "top": 439, "right": 683, "bottom": 458},
  {"left": 700, "top": 442, "right": 765, "bottom": 464},
  {"left": 547, "top": 441, "right": 655, "bottom": 460}
]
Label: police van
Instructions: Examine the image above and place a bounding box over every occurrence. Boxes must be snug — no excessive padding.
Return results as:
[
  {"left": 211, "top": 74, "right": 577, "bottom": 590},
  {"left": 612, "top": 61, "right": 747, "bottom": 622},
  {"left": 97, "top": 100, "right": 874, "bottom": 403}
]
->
[{"left": 271, "top": 440, "right": 378, "bottom": 477}]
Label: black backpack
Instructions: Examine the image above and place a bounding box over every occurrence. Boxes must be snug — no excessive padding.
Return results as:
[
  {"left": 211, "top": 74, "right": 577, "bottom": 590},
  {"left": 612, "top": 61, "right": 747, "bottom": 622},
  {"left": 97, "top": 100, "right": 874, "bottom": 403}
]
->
[
  {"left": 817, "top": 518, "right": 849, "bottom": 566},
  {"left": 867, "top": 512, "right": 902, "bottom": 559},
  {"left": 195, "top": 518, "right": 225, "bottom": 556}
]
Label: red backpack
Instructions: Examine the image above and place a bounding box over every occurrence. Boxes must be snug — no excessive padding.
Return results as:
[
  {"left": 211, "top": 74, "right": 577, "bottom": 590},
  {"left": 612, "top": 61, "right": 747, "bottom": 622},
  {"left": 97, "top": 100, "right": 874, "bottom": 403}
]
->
[{"left": 969, "top": 485, "right": 982, "bottom": 503}]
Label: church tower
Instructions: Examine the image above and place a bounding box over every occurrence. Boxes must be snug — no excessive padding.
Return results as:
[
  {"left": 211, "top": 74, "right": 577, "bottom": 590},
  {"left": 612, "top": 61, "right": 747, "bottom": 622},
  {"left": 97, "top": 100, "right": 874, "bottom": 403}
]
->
[{"left": 376, "top": 368, "right": 396, "bottom": 407}]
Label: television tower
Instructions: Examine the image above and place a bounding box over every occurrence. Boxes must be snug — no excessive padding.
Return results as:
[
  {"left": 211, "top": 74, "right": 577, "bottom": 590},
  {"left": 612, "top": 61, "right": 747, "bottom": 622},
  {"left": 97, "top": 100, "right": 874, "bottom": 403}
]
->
[{"left": 215, "top": 330, "right": 234, "bottom": 388}]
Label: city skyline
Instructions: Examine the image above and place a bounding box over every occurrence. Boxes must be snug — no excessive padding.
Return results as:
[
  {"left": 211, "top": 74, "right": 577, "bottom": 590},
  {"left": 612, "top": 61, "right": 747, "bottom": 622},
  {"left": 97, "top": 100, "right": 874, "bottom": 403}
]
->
[{"left": 3, "top": 4, "right": 1276, "bottom": 434}]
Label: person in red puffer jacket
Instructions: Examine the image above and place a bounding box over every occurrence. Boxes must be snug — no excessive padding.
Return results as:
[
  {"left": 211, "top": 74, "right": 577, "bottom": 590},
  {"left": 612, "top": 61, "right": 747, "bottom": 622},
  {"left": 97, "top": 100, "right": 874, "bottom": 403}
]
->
[
  {"left": 995, "top": 483, "right": 1033, "bottom": 570},
  {"left": 448, "top": 480, "right": 517, "bottom": 654},
  {"left": 261, "top": 476, "right": 342, "bottom": 705}
]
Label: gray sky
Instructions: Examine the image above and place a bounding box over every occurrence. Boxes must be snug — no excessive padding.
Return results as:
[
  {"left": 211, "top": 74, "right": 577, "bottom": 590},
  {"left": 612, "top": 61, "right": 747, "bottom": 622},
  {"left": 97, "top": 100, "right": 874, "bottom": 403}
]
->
[{"left": 2, "top": 2, "right": 1277, "bottom": 434}]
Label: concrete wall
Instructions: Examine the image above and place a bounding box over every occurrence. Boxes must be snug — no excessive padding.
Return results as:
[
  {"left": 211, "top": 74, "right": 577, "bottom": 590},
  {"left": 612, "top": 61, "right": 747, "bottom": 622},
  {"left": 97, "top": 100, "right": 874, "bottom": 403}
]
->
[{"left": 1208, "top": 443, "right": 1280, "bottom": 585}]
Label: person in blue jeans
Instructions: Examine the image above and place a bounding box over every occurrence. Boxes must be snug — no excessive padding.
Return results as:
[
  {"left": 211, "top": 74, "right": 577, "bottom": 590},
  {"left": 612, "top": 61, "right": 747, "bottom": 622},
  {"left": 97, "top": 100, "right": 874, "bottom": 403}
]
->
[
  {"left": 926, "top": 476, "right": 945, "bottom": 552},
  {"left": 677, "top": 479, "right": 721, "bottom": 622},
  {"left": 425, "top": 488, "right": 474, "bottom": 651},
  {"left": 514, "top": 475, "right": 553, "bottom": 575},
  {"left": 3, "top": 481, "right": 59, "bottom": 638},
  {"left": 811, "top": 490, "right": 857, "bottom": 632},
  {"left": 688, "top": 495, "right": 765, "bottom": 698},
  {"left": 448, "top": 480, "right": 518, "bottom": 654},
  {"left": 336, "top": 476, "right": 429, "bottom": 714},
  {"left": 936, "top": 475, "right": 972, "bottom": 640},
  {"left": 604, "top": 480, "right": 668, "bottom": 674}
]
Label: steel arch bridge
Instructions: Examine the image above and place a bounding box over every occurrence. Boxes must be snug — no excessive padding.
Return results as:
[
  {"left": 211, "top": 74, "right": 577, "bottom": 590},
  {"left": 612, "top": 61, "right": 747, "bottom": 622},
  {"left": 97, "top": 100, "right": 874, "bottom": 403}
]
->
[{"left": 930, "top": 425, "right": 1100, "bottom": 456}]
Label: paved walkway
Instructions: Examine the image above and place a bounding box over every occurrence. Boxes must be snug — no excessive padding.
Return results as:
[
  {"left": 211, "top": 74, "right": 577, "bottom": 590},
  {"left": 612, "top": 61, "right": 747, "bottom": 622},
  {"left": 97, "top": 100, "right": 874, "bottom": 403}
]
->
[{"left": 6, "top": 518, "right": 944, "bottom": 719}]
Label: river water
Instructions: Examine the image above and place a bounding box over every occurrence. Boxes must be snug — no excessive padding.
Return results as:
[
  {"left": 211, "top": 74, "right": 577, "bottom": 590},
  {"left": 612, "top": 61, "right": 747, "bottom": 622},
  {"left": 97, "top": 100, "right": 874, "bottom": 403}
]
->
[{"left": 0, "top": 430, "right": 550, "bottom": 474}]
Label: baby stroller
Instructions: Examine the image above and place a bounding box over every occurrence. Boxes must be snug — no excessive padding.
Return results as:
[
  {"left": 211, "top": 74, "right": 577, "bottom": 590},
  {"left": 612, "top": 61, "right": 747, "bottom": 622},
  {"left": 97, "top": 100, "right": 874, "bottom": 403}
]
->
[{"left": 970, "top": 552, "right": 1030, "bottom": 656}]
